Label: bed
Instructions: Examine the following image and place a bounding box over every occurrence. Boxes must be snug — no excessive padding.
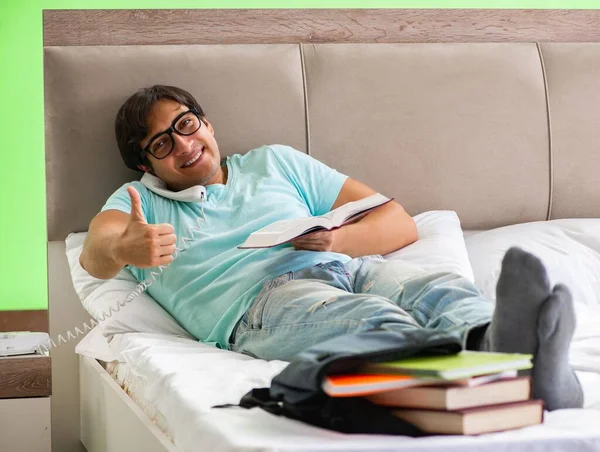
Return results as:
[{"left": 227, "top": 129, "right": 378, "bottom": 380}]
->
[
  {"left": 74, "top": 328, "right": 600, "bottom": 452},
  {"left": 44, "top": 9, "right": 600, "bottom": 452}
]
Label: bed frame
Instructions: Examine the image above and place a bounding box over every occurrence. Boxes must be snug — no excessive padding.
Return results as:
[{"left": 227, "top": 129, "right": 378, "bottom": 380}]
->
[
  {"left": 43, "top": 9, "right": 600, "bottom": 452},
  {"left": 79, "top": 355, "right": 178, "bottom": 452}
]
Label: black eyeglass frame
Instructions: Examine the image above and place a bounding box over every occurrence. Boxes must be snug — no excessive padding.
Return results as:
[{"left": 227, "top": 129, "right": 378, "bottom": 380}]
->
[{"left": 141, "top": 108, "right": 202, "bottom": 160}]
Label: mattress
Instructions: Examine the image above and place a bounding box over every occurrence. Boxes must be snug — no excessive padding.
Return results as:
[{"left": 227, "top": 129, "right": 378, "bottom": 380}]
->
[{"left": 78, "top": 328, "right": 600, "bottom": 452}]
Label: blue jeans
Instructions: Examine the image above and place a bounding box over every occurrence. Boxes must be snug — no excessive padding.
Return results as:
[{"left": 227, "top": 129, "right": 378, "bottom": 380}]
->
[{"left": 229, "top": 256, "right": 493, "bottom": 361}]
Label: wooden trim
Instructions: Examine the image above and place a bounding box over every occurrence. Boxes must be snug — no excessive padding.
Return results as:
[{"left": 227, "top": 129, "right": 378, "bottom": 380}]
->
[
  {"left": 0, "top": 310, "right": 48, "bottom": 333},
  {"left": 0, "top": 355, "right": 52, "bottom": 398},
  {"left": 43, "top": 9, "right": 600, "bottom": 47}
]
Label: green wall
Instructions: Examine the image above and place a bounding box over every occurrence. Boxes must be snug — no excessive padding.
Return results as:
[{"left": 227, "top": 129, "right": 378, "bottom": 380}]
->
[{"left": 1, "top": 0, "right": 599, "bottom": 311}]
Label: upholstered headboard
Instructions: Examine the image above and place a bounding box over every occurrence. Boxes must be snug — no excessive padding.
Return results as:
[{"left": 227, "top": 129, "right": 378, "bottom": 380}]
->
[
  {"left": 43, "top": 9, "right": 600, "bottom": 452},
  {"left": 46, "top": 42, "right": 600, "bottom": 238}
]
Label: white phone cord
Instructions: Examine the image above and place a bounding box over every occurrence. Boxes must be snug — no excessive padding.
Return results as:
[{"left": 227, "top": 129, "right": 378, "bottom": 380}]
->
[{"left": 39, "top": 198, "right": 206, "bottom": 353}]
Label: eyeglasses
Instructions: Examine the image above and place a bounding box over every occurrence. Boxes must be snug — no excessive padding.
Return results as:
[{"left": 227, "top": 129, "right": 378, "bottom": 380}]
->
[{"left": 142, "top": 109, "right": 202, "bottom": 160}]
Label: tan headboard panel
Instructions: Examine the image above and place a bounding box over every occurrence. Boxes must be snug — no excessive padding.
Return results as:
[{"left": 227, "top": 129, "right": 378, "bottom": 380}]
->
[
  {"left": 44, "top": 44, "right": 306, "bottom": 240},
  {"left": 539, "top": 43, "right": 600, "bottom": 220},
  {"left": 304, "top": 43, "right": 550, "bottom": 229}
]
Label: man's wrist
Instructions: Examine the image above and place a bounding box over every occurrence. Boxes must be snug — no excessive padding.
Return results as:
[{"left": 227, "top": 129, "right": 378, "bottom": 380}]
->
[
  {"left": 332, "top": 226, "right": 350, "bottom": 255},
  {"left": 109, "top": 235, "right": 127, "bottom": 268}
]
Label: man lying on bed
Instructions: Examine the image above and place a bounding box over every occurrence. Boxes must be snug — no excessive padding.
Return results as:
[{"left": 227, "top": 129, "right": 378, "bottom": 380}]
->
[{"left": 80, "top": 85, "right": 582, "bottom": 411}]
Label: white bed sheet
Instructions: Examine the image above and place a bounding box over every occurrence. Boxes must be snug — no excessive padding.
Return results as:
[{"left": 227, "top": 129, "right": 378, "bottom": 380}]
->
[{"left": 75, "top": 330, "right": 600, "bottom": 452}]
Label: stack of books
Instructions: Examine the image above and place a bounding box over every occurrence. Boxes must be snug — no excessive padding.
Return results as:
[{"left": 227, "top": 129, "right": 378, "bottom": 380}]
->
[{"left": 322, "top": 351, "right": 544, "bottom": 435}]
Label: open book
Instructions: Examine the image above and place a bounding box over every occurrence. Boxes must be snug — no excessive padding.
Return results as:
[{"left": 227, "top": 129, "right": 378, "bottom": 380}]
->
[{"left": 238, "top": 193, "right": 392, "bottom": 249}]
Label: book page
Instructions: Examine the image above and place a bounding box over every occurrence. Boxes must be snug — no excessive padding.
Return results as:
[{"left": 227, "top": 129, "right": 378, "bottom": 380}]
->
[
  {"left": 249, "top": 216, "right": 332, "bottom": 235},
  {"left": 238, "top": 193, "right": 391, "bottom": 248},
  {"left": 324, "top": 193, "right": 391, "bottom": 226},
  {"left": 238, "top": 216, "right": 334, "bottom": 248}
]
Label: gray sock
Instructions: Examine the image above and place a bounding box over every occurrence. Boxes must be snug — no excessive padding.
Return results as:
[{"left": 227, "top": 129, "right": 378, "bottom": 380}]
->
[
  {"left": 481, "top": 247, "right": 583, "bottom": 410},
  {"left": 483, "top": 247, "right": 551, "bottom": 355},
  {"left": 532, "top": 284, "right": 583, "bottom": 410}
]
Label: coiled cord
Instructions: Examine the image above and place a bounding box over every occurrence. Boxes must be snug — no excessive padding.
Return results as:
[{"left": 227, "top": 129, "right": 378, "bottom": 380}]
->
[{"left": 39, "top": 202, "right": 206, "bottom": 354}]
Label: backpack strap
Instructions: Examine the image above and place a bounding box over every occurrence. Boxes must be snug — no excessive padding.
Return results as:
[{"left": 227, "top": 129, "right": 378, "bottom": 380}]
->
[
  {"left": 214, "top": 387, "right": 285, "bottom": 417},
  {"left": 239, "top": 387, "right": 284, "bottom": 415}
]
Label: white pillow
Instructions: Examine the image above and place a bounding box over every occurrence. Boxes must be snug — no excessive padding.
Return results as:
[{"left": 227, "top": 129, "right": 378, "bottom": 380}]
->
[
  {"left": 465, "top": 219, "right": 600, "bottom": 308},
  {"left": 67, "top": 211, "right": 472, "bottom": 338},
  {"left": 65, "top": 232, "right": 193, "bottom": 339},
  {"left": 384, "top": 210, "right": 475, "bottom": 282}
]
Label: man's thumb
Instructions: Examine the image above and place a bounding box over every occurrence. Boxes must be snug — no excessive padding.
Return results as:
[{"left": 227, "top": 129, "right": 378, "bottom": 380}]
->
[{"left": 127, "top": 186, "right": 146, "bottom": 223}]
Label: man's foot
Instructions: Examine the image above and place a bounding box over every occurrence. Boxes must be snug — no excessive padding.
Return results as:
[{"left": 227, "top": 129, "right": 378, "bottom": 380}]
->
[
  {"left": 484, "top": 247, "right": 550, "bottom": 355},
  {"left": 532, "top": 284, "right": 583, "bottom": 410},
  {"left": 481, "top": 247, "right": 583, "bottom": 410}
]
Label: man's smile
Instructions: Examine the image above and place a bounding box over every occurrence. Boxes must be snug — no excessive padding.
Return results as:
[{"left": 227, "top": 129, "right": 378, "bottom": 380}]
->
[{"left": 181, "top": 146, "right": 204, "bottom": 168}]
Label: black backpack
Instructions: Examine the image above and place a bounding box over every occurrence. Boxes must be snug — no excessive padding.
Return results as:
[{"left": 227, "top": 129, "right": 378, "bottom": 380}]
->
[{"left": 229, "top": 328, "right": 463, "bottom": 436}]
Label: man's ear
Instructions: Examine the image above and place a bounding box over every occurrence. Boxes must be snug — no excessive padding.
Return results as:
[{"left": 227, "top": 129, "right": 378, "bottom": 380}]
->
[
  {"left": 137, "top": 164, "right": 153, "bottom": 173},
  {"left": 202, "top": 117, "right": 215, "bottom": 136}
]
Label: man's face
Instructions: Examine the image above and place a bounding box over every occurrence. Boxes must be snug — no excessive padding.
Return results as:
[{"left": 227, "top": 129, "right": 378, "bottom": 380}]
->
[{"left": 140, "top": 100, "right": 224, "bottom": 191}]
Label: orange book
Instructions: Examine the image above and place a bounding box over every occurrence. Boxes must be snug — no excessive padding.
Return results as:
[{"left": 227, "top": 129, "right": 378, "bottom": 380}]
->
[
  {"left": 322, "top": 370, "right": 518, "bottom": 397},
  {"left": 322, "top": 374, "right": 437, "bottom": 397}
]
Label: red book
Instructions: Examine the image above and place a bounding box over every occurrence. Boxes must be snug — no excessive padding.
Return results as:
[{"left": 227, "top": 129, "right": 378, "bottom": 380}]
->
[{"left": 367, "top": 376, "right": 531, "bottom": 410}]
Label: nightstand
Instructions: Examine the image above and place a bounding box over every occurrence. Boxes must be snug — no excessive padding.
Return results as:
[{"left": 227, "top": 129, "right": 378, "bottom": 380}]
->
[{"left": 0, "top": 354, "right": 52, "bottom": 452}]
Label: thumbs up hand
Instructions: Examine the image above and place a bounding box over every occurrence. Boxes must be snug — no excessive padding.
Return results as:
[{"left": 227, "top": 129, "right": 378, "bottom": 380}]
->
[{"left": 114, "top": 186, "right": 177, "bottom": 268}]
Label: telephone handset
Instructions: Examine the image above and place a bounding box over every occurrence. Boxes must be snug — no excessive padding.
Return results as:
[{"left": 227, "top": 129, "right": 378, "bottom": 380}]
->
[{"left": 140, "top": 172, "right": 206, "bottom": 202}]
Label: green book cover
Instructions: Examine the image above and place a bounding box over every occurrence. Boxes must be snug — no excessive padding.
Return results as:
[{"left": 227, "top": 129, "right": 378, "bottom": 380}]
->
[{"left": 362, "top": 351, "right": 533, "bottom": 380}]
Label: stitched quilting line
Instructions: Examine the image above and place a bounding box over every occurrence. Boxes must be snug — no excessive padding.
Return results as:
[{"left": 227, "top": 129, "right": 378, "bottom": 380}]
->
[
  {"left": 299, "top": 43, "right": 312, "bottom": 157},
  {"left": 536, "top": 42, "right": 554, "bottom": 221}
]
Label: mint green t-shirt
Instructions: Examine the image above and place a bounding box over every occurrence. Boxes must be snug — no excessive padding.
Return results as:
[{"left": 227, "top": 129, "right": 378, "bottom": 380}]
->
[{"left": 102, "top": 145, "right": 350, "bottom": 348}]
